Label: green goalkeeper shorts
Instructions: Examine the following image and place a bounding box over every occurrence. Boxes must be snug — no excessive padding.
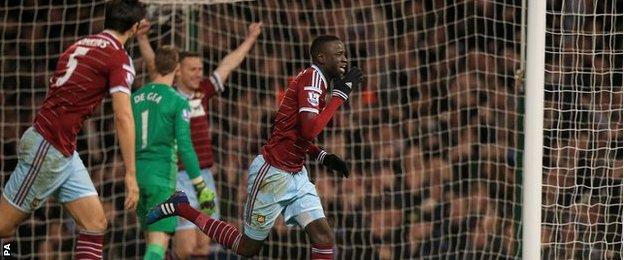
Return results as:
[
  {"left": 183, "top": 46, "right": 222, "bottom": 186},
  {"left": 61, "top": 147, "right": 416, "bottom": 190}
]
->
[{"left": 136, "top": 161, "right": 177, "bottom": 233}]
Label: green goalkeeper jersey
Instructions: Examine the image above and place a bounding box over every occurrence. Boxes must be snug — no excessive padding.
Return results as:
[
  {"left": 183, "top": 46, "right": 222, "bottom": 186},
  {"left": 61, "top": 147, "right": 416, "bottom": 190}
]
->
[{"left": 132, "top": 82, "right": 201, "bottom": 181}]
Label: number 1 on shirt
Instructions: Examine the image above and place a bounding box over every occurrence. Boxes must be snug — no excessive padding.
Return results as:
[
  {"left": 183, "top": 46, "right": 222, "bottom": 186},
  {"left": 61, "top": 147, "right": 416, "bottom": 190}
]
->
[{"left": 141, "top": 110, "right": 148, "bottom": 149}]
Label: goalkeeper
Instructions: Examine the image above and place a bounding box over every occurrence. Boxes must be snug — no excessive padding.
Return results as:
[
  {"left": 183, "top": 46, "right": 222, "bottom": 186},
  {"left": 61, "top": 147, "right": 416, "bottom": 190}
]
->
[
  {"left": 132, "top": 46, "right": 215, "bottom": 260},
  {"left": 137, "top": 21, "right": 261, "bottom": 259}
]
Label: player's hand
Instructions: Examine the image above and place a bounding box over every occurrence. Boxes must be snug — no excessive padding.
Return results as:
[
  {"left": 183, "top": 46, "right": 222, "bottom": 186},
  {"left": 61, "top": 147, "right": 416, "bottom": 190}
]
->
[
  {"left": 322, "top": 154, "right": 350, "bottom": 178},
  {"left": 194, "top": 181, "right": 217, "bottom": 216},
  {"left": 247, "top": 22, "right": 263, "bottom": 40},
  {"left": 332, "top": 67, "right": 363, "bottom": 101},
  {"left": 136, "top": 19, "right": 151, "bottom": 39},
  {"left": 124, "top": 174, "right": 139, "bottom": 210}
]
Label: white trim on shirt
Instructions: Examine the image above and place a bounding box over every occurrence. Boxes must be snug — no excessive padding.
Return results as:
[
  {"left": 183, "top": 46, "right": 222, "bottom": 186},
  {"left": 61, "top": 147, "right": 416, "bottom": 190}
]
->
[
  {"left": 110, "top": 86, "right": 130, "bottom": 95},
  {"left": 299, "top": 107, "right": 319, "bottom": 114}
]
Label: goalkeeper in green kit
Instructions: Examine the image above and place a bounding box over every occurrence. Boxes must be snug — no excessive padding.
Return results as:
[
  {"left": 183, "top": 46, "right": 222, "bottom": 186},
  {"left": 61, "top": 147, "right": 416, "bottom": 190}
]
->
[{"left": 132, "top": 46, "right": 216, "bottom": 260}]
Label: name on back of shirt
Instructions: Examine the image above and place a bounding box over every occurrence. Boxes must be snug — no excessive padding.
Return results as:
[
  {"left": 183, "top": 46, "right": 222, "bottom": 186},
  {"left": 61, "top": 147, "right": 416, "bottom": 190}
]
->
[
  {"left": 133, "top": 92, "right": 162, "bottom": 104},
  {"left": 76, "top": 38, "right": 109, "bottom": 48}
]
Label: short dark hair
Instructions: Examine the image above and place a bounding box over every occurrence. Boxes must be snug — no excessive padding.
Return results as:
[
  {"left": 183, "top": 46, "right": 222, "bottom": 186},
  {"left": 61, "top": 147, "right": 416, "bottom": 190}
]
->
[
  {"left": 104, "top": 0, "right": 146, "bottom": 33},
  {"left": 309, "top": 35, "right": 341, "bottom": 61},
  {"left": 155, "top": 46, "right": 179, "bottom": 75},
  {"left": 178, "top": 51, "right": 201, "bottom": 63}
]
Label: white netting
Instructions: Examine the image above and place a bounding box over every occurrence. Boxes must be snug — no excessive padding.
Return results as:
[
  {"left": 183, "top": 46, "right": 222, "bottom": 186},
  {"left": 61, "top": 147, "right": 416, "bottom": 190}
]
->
[
  {"left": 1, "top": 0, "right": 528, "bottom": 259},
  {"left": 157, "top": 1, "right": 527, "bottom": 259},
  {"left": 1, "top": 0, "right": 620, "bottom": 259},
  {"left": 542, "top": 0, "right": 623, "bottom": 259}
]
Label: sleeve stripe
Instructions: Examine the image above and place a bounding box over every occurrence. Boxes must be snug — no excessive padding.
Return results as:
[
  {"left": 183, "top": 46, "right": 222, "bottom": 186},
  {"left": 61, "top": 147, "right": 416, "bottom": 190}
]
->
[
  {"left": 110, "top": 86, "right": 130, "bottom": 95},
  {"left": 313, "top": 71, "right": 321, "bottom": 89},
  {"left": 316, "top": 150, "right": 328, "bottom": 163},
  {"left": 210, "top": 73, "right": 225, "bottom": 92},
  {"left": 299, "top": 107, "right": 319, "bottom": 114},
  {"left": 304, "top": 86, "right": 322, "bottom": 94},
  {"left": 305, "top": 71, "right": 322, "bottom": 93},
  {"left": 332, "top": 91, "right": 348, "bottom": 100},
  {"left": 122, "top": 64, "right": 135, "bottom": 76}
]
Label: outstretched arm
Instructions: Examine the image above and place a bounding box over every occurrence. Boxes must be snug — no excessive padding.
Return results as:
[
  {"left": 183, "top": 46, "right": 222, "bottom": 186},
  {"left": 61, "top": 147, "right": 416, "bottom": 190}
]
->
[
  {"left": 136, "top": 19, "right": 157, "bottom": 81},
  {"left": 213, "top": 22, "right": 262, "bottom": 83}
]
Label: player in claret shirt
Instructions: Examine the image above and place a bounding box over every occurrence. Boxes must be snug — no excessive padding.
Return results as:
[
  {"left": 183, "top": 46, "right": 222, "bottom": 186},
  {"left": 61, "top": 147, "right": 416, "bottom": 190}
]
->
[
  {"left": 146, "top": 35, "right": 363, "bottom": 259},
  {"left": 0, "top": 1, "right": 146, "bottom": 259}
]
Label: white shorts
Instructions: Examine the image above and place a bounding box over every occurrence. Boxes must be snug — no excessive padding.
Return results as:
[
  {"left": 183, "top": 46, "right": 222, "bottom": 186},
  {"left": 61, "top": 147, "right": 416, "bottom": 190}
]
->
[
  {"left": 2, "top": 127, "right": 97, "bottom": 213},
  {"left": 243, "top": 155, "right": 325, "bottom": 241}
]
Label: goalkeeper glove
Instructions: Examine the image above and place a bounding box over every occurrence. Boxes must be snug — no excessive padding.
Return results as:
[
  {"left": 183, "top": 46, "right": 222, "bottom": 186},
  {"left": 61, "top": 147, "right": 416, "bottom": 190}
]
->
[
  {"left": 332, "top": 67, "right": 363, "bottom": 101},
  {"left": 192, "top": 179, "right": 216, "bottom": 216},
  {"left": 317, "top": 151, "right": 349, "bottom": 178}
]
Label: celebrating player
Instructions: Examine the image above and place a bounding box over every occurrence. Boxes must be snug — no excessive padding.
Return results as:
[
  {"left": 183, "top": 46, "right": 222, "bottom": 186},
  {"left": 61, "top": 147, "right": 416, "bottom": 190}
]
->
[
  {"left": 136, "top": 22, "right": 262, "bottom": 259},
  {"left": 146, "top": 35, "right": 363, "bottom": 259},
  {"left": 0, "top": 1, "right": 145, "bottom": 259},
  {"left": 131, "top": 46, "right": 215, "bottom": 260}
]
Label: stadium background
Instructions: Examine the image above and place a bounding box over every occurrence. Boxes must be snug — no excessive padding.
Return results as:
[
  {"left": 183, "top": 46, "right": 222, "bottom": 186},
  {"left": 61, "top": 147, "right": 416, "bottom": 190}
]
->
[{"left": 0, "top": 0, "right": 622, "bottom": 259}]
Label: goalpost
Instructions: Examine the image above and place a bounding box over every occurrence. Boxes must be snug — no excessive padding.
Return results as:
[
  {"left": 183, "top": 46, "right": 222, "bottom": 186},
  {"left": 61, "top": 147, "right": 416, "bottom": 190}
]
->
[
  {"left": 0, "top": 0, "right": 621, "bottom": 259},
  {"left": 522, "top": 0, "right": 546, "bottom": 258}
]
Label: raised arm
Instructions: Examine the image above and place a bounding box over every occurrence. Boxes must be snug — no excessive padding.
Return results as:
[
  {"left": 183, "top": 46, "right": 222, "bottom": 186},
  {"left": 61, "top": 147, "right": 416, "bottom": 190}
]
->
[
  {"left": 136, "top": 19, "right": 157, "bottom": 81},
  {"left": 299, "top": 67, "right": 363, "bottom": 140},
  {"left": 213, "top": 22, "right": 262, "bottom": 82},
  {"left": 299, "top": 98, "right": 345, "bottom": 140}
]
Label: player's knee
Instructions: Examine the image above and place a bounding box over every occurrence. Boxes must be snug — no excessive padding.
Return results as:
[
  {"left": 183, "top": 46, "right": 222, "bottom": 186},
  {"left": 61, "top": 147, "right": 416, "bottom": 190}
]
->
[
  {"left": 309, "top": 223, "right": 334, "bottom": 244},
  {"left": 83, "top": 214, "right": 108, "bottom": 232},
  {"left": 314, "top": 230, "right": 335, "bottom": 245},
  {"left": 194, "top": 238, "right": 211, "bottom": 255}
]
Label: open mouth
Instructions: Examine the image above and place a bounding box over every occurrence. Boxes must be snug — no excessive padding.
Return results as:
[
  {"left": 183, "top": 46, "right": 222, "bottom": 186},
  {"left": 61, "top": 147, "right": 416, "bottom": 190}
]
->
[{"left": 339, "top": 65, "right": 347, "bottom": 74}]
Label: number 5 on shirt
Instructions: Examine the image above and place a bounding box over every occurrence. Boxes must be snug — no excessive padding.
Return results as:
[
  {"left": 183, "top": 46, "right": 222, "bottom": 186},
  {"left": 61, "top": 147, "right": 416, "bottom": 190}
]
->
[{"left": 55, "top": 47, "right": 90, "bottom": 86}]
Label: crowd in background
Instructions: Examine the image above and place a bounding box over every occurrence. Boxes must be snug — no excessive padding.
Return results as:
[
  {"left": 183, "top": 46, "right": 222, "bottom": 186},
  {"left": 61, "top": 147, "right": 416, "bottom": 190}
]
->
[{"left": 1, "top": 0, "right": 622, "bottom": 259}]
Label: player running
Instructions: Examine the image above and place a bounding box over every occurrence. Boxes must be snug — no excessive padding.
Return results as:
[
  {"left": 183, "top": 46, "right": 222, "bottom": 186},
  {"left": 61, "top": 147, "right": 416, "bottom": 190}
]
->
[
  {"left": 136, "top": 21, "right": 262, "bottom": 259},
  {"left": 131, "top": 46, "right": 215, "bottom": 260},
  {"left": 0, "top": 1, "right": 145, "bottom": 259},
  {"left": 146, "top": 35, "right": 363, "bottom": 259}
]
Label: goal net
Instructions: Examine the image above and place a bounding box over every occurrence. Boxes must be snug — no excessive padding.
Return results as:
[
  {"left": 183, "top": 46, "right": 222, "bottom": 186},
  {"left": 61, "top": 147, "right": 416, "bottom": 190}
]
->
[
  {"left": 176, "top": 1, "right": 527, "bottom": 258},
  {"left": 542, "top": 0, "right": 623, "bottom": 259},
  {"left": 0, "top": 0, "right": 620, "bottom": 259}
]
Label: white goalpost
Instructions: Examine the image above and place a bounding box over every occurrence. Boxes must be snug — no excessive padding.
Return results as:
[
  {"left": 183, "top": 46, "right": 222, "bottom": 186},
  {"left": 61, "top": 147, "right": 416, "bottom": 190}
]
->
[{"left": 522, "top": 0, "right": 546, "bottom": 259}]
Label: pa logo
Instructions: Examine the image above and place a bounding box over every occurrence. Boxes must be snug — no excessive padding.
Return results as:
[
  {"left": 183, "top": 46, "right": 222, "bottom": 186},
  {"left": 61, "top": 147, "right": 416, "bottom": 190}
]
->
[{"left": 3, "top": 242, "right": 11, "bottom": 257}]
